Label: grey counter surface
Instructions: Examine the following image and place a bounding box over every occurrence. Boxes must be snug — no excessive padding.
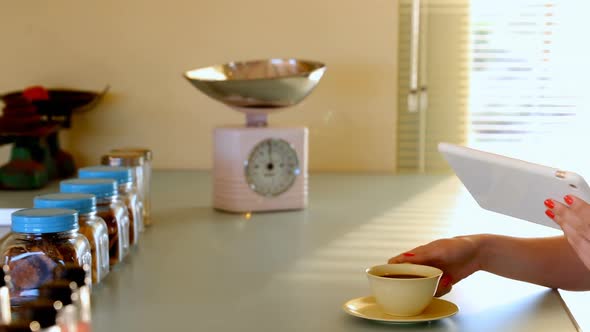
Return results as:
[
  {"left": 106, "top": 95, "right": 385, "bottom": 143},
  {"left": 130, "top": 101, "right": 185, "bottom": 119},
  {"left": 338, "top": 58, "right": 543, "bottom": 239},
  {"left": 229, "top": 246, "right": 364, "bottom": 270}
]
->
[{"left": 0, "top": 171, "right": 586, "bottom": 331}]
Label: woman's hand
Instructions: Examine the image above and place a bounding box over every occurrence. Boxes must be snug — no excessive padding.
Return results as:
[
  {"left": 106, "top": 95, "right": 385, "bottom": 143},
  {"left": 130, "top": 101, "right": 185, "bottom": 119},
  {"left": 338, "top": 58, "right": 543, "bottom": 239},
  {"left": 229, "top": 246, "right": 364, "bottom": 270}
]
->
[
  {"left": 388, "top": 235, "right": 484, "bottom": 297},
  {"left": 545, "top": 195, "right": 590, "bottom": 271}
]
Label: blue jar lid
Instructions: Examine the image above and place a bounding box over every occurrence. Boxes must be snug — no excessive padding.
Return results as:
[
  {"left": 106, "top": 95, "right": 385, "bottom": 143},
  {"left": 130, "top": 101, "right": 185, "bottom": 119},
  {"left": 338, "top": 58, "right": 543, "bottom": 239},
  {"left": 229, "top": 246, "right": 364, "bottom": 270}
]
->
[
  {"left": 11, "top": 208, "right": 78, "bottom": 233},
  {"left": 60, "top": 179, "right": 117, "bottom": 198},
  {"left": 78, "top": 166, "right": 132, "bottom": 185},
  {"left": 34, "top": 193, "right": 96, "bottom": 214}
]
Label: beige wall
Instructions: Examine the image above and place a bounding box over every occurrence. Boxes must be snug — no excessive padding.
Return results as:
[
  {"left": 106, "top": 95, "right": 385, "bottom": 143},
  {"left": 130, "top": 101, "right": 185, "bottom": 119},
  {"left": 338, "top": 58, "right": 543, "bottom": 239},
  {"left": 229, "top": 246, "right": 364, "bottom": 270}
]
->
[{"left": 0, "top": 0, "right": 399, "bottom": 172}]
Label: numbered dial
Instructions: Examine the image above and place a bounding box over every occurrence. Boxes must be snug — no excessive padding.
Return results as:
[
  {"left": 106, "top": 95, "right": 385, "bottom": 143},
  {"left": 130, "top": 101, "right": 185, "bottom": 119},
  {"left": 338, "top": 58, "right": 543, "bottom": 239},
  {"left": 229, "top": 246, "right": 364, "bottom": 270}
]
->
[{"left": 245, "top": 138, "right": 300, "bottom": 197}]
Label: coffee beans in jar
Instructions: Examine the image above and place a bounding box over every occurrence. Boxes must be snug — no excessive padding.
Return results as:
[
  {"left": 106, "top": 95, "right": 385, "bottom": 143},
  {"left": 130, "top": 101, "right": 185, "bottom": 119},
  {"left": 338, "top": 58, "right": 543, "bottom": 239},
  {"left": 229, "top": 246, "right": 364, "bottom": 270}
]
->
[
  {"left": 60, "top": 179, "right": 130, "bottom": 267},
  {"left": 34, "top": 193, "right": 110, "bottom": 284},
  {"left": 78, "top": 166, "right": 141, "bottom": 247},
  {"left": 0, "top": 208, "right": 91, "bottom": 306},
  {"left": 109, "top": 148, "right": 153, "bottom": 227},
  {"left": 101, "top": 151, "right": 148, "bottom": 229}
]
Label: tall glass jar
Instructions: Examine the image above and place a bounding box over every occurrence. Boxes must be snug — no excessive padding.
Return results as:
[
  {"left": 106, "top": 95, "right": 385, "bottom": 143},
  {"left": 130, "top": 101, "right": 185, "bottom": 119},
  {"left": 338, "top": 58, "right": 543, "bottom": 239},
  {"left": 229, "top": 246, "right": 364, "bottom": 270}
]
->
[
  {"left": 111, "top": 148, "right": 152, "bottom": 227},
  {"left": 60, "top": 179, "right": 129, "bottom": 267},
  {"left": 0, "top": 208, "right": 91, "bottom": 306},
  {"left": 101, "top": 151, "right": 147, "bottom": 230},
  {"left": 78, "top": 166, "right": 141, "bottom": 247},
  {"left": 33, "top": 193, "right": 110, "bottom": 284}
]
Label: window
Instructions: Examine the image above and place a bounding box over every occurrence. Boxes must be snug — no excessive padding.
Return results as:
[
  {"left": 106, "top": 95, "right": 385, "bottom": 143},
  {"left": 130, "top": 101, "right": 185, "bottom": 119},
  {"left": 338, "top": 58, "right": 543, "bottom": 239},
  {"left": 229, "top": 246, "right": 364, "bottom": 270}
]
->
[
  {"left": 397, "top": 0, "right": 590, "bottom": 176},
  {"left": 469, "top": 1, "right": 590, "bottom": 175}
]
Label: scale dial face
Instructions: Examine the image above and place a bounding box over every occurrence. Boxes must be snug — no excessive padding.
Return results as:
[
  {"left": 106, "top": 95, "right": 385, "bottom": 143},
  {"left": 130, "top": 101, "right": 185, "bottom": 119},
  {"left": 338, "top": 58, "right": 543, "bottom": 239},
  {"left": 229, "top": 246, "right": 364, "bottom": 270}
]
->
[{"left": 245, "top": 138, "right": 300, "bottom": 197}]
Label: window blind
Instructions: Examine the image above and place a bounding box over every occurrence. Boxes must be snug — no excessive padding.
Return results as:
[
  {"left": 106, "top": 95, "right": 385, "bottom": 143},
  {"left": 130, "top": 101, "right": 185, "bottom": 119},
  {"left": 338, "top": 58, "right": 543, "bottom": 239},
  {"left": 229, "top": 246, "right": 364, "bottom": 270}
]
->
[
  {"left": 397, "top": 0, "right": 470, "bottom": 172},
  {"left": 469, "top": 1, "right": 590, "bottom": 174},
  {"left": 398, "top": 0, "right": 590, "bottom": 173}
]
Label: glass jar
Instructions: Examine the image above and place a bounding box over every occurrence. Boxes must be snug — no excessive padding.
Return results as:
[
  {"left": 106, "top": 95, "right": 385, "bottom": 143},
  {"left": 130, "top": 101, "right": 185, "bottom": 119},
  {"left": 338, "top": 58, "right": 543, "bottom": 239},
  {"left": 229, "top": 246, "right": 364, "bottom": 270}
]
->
[
  {"left": 1, "top": 208, "right": 91, "bottom": 306},
  {"left": 101, "top": 151, "right": 148, "bottom": 229},
  {"left": 78, "top": 166, "right": 141, "bottom": 247},
  {"left": 53, "top": 264, "right": 91, "bottom": 327},
  {"left": 33, "top": 193, "right": 110, "bottom": 284},
  {"left": 0, "top": 324, "right": 32, "bottom": 331},
  {"left": 60, "top": 179, "right": 129, "bottom": 267},
  {"left": 39, "top": 281, "right": 81, "bottom": 332},
  {"left": 110, "top": 148, "right": 152, "bottom": 227},
  {"left": 0, "top": 266, "right": 10, "bottom": 325},
  {"left": 18, "top": 300, "right": 60, "bottom": 331}
]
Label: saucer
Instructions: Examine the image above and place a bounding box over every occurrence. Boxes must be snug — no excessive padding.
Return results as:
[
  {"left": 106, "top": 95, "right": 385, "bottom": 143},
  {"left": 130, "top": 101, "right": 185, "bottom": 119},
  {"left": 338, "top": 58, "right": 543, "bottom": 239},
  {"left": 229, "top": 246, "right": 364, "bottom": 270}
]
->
[{"left": 342, "top": 296, "right": 459, "bottom": 324}]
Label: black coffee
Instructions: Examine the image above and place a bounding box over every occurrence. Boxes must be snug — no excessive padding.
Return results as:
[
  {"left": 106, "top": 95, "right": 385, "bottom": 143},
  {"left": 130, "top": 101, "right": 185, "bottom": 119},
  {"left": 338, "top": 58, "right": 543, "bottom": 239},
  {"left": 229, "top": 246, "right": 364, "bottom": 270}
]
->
[{"left": 380, "top": 274, "right": 425, "bottom": 279}]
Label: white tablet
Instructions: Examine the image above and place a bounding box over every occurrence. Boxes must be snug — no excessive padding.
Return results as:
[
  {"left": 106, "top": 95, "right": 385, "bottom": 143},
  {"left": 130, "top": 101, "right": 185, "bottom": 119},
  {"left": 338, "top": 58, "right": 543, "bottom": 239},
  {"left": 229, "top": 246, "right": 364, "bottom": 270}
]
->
[{"left": 438, "top": 142, "right": 590, "bottom": 229}]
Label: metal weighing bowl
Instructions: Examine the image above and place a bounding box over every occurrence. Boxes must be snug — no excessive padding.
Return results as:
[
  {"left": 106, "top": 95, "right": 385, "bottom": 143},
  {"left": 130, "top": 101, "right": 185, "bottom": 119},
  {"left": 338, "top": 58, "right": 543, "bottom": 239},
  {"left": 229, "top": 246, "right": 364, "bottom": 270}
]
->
[{"left": 183, "top": 58, "right": 326, "bottom": 110}]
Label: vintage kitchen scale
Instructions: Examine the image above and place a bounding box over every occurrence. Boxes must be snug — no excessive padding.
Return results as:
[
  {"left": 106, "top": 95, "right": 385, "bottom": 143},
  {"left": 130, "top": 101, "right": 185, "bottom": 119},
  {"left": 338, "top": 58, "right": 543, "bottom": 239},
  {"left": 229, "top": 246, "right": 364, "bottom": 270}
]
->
[{"left": 183, "top": 58, "right": 326, "bottom": 213}]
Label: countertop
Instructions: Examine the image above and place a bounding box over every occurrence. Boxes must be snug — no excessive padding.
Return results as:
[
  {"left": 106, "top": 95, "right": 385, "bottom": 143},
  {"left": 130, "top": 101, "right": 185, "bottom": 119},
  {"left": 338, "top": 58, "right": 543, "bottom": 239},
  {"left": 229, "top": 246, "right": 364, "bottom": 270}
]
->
[{"left": 0, "top": 171, "right": 586, "bottom": 331}]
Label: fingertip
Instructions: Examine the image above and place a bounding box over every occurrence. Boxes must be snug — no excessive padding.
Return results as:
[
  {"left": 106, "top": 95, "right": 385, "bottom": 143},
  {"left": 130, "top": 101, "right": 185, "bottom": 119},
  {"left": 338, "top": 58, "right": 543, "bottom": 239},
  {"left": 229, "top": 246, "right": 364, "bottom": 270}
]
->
[
  {"left": 435, "top": 276, "right": 453, "bottom": 297},
  {"left": 387, "top": 257, "right": 403, "bottom": 264},
  {"left": 387, "top": 252, "right": 415, "bottom": 264},
  {"left": 435, "top": 286, "right": 451, "bottom": 297},
  {"left": 544, "top": 199, "right": 555, "bottom": 209},
  {"left": 440, "top": 275, "right": 453, "bottom": 287}
]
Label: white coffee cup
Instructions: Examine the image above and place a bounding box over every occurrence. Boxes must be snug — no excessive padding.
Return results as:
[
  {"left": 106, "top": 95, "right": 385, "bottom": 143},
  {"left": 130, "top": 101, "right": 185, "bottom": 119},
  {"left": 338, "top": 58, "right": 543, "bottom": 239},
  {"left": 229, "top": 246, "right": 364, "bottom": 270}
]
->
[{"left": 366, "top": 263, "right": 443, "bottom": 316}]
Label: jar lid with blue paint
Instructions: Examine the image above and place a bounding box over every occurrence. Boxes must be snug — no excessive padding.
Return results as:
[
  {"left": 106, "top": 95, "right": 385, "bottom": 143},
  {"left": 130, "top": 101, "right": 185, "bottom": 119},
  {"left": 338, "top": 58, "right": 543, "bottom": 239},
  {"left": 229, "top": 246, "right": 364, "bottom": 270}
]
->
[
  {"left": 34, "top": 193, "right": 96, "bottom": 214},
  {"left": 60, "top": 179, "right": 117, "bottom": 199},
  {"left": 78, "top": 166, "right": 133, "bottom": 185},
  {"left": 11, "top": 208, "right": 78, "bottom": 234}
]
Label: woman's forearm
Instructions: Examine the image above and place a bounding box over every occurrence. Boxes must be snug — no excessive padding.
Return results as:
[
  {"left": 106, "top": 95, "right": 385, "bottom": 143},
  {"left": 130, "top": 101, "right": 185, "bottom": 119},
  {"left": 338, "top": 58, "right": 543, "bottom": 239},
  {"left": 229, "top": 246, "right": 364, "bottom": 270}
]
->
[{"left": 475, "top": 234, "right": 590, "bottom": 290}]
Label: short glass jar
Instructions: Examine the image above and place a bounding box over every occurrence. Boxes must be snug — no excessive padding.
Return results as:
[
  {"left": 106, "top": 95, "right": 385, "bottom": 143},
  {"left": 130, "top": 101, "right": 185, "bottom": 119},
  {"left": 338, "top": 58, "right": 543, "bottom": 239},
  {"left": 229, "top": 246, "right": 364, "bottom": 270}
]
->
[
  {"left": 101, "top": 151, "right": 148, "bottom": 229},
  {"left": 17, "top": 299, "right": 60, "bottom": 331},
  {"left": 53, "top": 264, "right": 92, "bottom": 326},
  {"left": 33, "top": 193, "right": 110, "bottom": 284},
  {"left": 0, "top": 208, "right": 91, "bottom": 306},
  {"left": 0, "top": 266, "right": 10, "bottom": 325},
  {"left": 110, "top": 148, "right": 153, "bottom": 226},
  {"left": 60, "top": 179, "right": 129, "bottom": 267},
  {"left": 78, "top": 166, "right": 141, "bottom": 247},
  {"left": 38, "top": 280, "right": 81, "bottom": 332}
]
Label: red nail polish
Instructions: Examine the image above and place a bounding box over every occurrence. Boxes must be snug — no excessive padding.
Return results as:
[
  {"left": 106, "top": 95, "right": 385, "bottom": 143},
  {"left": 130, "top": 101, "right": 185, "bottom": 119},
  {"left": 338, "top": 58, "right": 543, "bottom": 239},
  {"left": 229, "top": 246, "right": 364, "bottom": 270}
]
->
[
  {"left": 403, "top": 252, "right": 415, "bottom": 257},
  {"left": 546, "top": 210, "right": 555, "bottom": 219},
  {"left": 565, "top": 195, "right": 574, "bottom": 205},
  {"left": 441, "top": 275, "right": 452, "bottom": 287},
  {"left": 544, "top": 199, "right": 554, "bottom": 209}
]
